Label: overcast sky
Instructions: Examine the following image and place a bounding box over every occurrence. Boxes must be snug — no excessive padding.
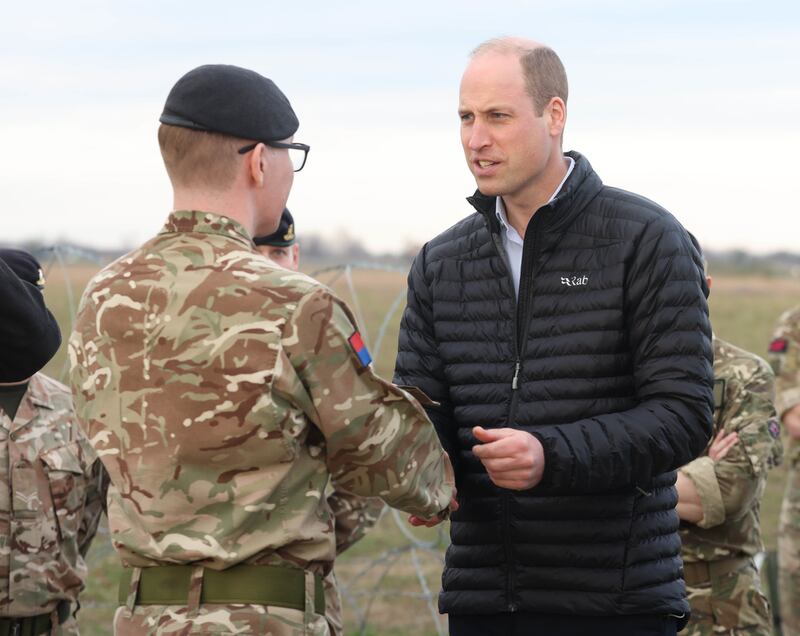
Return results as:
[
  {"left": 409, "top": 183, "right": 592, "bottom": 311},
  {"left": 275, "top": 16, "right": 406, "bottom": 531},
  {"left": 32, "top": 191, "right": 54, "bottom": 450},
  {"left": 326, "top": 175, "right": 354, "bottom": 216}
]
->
[{"left": 2, "top": 0, "right": 798, "bottom": 254}]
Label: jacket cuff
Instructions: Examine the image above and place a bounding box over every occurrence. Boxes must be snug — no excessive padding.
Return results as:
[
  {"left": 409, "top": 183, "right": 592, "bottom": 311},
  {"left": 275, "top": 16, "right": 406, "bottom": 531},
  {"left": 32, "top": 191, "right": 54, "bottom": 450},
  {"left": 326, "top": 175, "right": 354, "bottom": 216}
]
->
[{"left": 680, "top": 456, "right": 725, "bottom": 528}]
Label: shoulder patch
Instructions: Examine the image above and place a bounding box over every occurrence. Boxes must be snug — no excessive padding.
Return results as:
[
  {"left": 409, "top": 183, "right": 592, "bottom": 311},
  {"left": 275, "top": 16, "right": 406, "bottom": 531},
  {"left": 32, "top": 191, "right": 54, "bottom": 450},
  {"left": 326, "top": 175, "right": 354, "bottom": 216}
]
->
[
  {"left": 348, "top": 331, "right": 372, "bottom": 368},
  {"left": 768, "top": 419, "right": 781, "bottom": 439},
  {"left": 769, "top": 338, "right": 788, "bottom": 353}
]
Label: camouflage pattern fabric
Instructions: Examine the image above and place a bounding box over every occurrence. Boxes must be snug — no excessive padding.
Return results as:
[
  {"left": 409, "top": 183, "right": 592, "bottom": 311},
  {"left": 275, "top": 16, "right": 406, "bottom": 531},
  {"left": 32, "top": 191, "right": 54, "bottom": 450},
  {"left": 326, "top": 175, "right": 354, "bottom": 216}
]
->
[
  {"left": 683, "top": 562, "right": 773, "bottom": 636},
  {"left": 324, "top": 490, "right": 385, "bottom": 635},
  {"left": 679, "top": 337, "right": 781, "bottom": 635},
  {"left": 768, "top": 307, "right": 800, "bottom": 636},
  {"left": 68, "top": 210, "right": 454, "bottom": 634},
  {"left": 0, "top": 373, "right": 107, "bottom": 634}
]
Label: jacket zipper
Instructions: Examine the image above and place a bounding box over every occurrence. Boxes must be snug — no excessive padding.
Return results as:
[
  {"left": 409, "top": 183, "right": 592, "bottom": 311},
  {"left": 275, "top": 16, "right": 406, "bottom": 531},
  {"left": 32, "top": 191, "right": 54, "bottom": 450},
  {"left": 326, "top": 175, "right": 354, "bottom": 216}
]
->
[{"left": 490, "top": 210, "right": 545, "bottom": 612}]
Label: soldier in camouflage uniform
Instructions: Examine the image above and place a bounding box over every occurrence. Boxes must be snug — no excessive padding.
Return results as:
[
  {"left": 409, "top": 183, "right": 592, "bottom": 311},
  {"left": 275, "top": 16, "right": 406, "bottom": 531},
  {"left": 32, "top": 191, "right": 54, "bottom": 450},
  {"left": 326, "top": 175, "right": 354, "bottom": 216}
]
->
[
  {"left": 69, "top": 64, "right": 455, "bottom": 635},
  {"left": 0, "top": 248, "right": 107, "bottom": 636},
  {"left": 767, "top": 307, "right": 800, "bottom": 636},
  {"left": 677, "top": 333, "right": 782, "bottom": 636},
  {"left": 255, "top": 211, "right": 385, "bottom": 635}
]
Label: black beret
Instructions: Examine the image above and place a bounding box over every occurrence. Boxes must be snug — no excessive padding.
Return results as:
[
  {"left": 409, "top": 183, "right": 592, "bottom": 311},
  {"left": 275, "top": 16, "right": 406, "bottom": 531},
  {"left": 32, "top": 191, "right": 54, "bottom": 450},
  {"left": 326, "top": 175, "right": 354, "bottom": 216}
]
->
[
  {"left": 0, "top": 248, "right": 46, "bottom": 290},
  {"left": 254, "top": 209, "right": 296, "bottom": 247},
  {"left": 160, "top": 64, "right": 299, "bottom": 142},
  {"left": 0, "top": 249, "right": 61, "bottom": 382}
]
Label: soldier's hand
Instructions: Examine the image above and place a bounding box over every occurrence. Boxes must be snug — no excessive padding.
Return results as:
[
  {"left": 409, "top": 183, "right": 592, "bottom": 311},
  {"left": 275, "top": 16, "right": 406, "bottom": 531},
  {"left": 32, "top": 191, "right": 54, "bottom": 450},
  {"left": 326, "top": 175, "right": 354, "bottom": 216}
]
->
[
  {"left": 472, "top": 426, "right": 545, "bottom": 490},
  {"left": 408, "top": 494, "right": 459, "bottom": 527},
  {"left": 708, "top": 429, "right": 739, "bottom": 461}
]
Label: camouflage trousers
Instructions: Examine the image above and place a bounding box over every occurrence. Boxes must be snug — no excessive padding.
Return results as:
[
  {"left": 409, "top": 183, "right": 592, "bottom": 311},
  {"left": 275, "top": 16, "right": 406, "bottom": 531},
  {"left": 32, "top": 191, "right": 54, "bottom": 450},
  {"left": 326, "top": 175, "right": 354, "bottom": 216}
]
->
[
  {"left": 779, "top": 462, "right": 800, "bottom": 636},
  {"left": 684, "top": 561, "right": 772, "bottom": 635},
  {"left": 113, "top": 604, "right": 330, "bottom": 635}
]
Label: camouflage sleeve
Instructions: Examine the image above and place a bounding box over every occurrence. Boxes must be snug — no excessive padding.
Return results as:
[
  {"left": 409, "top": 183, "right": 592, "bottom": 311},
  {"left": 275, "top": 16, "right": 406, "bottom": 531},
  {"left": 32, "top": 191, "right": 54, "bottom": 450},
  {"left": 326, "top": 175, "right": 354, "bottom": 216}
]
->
[
  {"left": 768, "top": 307, "right": 800, "bottom": 419},
  {"left": 328, "top": 489, "right": 385, "bottom": 554},
  {"left": 680, "top": 356, "right": 780, "bottom": 529},
  {"left": 280, "top": 286, "right": 454, "bottom": 519},
  {"left": 78, "top": 458, "right": 109, "bottom": 557}
]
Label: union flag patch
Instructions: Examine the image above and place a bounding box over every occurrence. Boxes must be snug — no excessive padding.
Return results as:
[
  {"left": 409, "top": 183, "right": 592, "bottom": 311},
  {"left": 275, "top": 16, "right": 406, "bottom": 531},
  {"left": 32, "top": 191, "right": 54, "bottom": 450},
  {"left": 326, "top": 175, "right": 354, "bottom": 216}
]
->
[
  {"left": 769, "top": 338, "right": 788, "bottom": 353},
  {"left": 348, "top": 331, "right": 372, "bottom": 368}
]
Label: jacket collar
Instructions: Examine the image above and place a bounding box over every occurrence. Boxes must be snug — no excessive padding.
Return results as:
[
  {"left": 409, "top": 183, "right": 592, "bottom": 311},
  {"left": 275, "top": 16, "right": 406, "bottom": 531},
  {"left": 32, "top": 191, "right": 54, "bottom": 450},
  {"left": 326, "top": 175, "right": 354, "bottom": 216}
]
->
[
  {"left": 3, "top": 373, "right": 53, "bottom": 433},
  {"left": 467, "top": 151, "right": 604, "bottom": 243},
  {"left": 159, "top": 210, "right": 255, "bottom": 249}
]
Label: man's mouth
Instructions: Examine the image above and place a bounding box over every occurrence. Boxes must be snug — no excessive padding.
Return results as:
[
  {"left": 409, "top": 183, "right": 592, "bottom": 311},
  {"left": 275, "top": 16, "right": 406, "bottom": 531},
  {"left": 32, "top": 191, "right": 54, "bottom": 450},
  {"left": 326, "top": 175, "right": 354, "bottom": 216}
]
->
[{"left": 477, "top": 160, "right": 498, "bottom": 168}]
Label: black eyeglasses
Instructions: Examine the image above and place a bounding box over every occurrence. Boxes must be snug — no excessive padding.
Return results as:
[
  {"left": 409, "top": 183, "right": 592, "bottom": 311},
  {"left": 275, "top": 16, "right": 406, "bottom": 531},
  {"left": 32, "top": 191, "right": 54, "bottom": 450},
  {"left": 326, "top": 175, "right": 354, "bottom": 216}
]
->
[{"left": 238, "top": 140, "right": 310, "bottom": 172}]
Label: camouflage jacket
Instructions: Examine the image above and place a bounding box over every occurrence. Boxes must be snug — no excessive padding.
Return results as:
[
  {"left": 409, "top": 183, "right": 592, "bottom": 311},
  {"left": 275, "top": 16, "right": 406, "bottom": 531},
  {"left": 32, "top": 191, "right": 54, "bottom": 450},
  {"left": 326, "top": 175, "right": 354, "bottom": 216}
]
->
[
  {"left": 0, "top": 373, "right": 106, "bottom": 618},
  {"left": 768, "top": 305, "right": 800, "bottom": 465},
  {"left": 679, "top": 337, "right": 782, "bottom": 562},
  {"left": 68, "top": 210, "right": 454, "bottom": 575}
]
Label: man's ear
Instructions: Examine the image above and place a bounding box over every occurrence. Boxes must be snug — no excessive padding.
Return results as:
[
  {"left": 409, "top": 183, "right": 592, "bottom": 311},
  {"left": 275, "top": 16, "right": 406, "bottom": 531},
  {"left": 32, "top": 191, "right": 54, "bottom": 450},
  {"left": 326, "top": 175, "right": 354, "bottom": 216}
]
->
[
  {"left": 546, "top": 97, "right": 566, "bottom": 138},
  {"left": 249, "top": 142, "right": 267, "bottom": 187}
]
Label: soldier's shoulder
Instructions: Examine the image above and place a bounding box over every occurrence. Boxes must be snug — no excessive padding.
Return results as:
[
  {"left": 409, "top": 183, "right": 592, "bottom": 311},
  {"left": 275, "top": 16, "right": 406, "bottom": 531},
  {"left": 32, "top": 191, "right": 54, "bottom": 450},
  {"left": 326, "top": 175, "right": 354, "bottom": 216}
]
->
[{"left": 714, "top": 337, "right": 774, "bottom": 382}]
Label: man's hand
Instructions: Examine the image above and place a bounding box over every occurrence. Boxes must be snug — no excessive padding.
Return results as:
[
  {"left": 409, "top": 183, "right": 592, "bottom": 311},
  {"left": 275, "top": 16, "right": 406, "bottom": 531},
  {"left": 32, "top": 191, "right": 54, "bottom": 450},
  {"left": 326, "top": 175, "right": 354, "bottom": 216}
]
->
[
  {"left": 784, "top": 404, "right": 800, "bottom": 440},
  {"left": 707, "top": 429, "right": 739, "bottom": 461},
  {"left": 472, "top": 426, "right": 545, "bottom": 490},
  {"left": 408, "top": 495, "right": 459, "bottom": 528}
]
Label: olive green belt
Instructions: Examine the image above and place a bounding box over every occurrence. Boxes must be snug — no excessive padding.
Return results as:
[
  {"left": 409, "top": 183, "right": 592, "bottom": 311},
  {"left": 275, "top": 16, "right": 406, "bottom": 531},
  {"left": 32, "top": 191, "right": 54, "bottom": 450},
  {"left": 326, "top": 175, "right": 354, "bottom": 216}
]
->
[
  {"left": 119, "top": 564, "right": 325, "bottom": 614},
  {"left": 0, "top": 601, "right": 71, "bottom": 636},
  {"left": 683, "top": 556, "right": 754, "bottom": 587}
]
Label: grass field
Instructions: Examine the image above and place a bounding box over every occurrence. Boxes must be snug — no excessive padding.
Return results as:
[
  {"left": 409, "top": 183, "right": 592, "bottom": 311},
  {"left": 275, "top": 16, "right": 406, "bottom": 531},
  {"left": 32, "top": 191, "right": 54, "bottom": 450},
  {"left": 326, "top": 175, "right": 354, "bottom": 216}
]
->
[{"left": 36, "top": 259, "right": 800, "bottom": 635}]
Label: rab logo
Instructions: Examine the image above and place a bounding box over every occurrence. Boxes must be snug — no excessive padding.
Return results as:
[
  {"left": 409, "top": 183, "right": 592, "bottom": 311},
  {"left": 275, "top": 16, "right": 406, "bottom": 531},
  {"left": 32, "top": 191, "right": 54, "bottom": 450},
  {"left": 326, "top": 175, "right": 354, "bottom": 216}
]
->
[{"left": 561, "top": 275, "right": 589, "bottom": 287}]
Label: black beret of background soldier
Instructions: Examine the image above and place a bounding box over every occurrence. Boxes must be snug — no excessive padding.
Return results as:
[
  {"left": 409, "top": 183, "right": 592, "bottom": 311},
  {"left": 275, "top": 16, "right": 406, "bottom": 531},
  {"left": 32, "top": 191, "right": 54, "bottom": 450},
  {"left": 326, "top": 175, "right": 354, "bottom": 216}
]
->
[
  {"left": 253, "top": 209, "right": 300, "bottom": 270},
  {"left": 254, "top": 208, "right": 296, "bottom": 247},
  {"left": 0, "top": 248, "right": 61, "bottom": 383}
]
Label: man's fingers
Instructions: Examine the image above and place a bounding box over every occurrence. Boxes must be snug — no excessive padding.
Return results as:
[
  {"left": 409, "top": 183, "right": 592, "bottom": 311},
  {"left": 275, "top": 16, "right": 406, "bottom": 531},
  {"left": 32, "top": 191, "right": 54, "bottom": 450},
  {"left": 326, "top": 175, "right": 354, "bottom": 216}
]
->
[
  {"left": 473, "top": 426, "right": 514, "bottom": 443},
  {"left": 472, "top": 433, "right": 523, "bottom": 460}
]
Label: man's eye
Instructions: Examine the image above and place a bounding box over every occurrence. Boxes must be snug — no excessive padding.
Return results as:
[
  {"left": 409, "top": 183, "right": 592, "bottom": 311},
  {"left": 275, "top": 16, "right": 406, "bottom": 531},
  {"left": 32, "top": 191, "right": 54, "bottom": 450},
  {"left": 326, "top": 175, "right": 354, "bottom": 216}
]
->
[
  {"left": 490, "top": 112, "right": 509, "bottom": 119},
  {"left": 459, "top": 113, "right": 473, "bottom": 122}
]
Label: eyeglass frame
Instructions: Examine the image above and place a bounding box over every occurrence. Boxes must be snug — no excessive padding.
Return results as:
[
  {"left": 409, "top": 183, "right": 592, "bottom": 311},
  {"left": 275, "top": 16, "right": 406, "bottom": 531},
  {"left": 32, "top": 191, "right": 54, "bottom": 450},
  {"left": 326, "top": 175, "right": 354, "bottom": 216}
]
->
[{"left": 238, "top": 140, "right": 310, "bottom": 172}]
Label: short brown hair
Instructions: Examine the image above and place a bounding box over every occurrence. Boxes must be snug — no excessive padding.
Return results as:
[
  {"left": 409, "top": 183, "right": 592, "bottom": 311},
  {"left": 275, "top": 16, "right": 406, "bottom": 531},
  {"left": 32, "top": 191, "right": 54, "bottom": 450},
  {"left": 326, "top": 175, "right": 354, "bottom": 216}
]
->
[
  {"left": 157, "top": 124, "right": 246, "bottom": 191},
  {"left": 472, "top": 38, "right": 568, "bottom": 115}
]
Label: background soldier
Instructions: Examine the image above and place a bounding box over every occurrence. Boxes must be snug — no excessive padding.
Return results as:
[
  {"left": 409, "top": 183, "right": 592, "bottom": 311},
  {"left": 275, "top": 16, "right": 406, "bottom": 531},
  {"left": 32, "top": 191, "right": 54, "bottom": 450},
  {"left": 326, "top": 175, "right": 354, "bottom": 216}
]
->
[
  {"left": 255, "top": 210, "right": 385, "bottom": 635},
  {"left": 676, "top": 262, "right": 782, "bottom": 636},
  {"left": 69, "top": 64, "right": 455, "bottom": 635},
  {"left": 0, "top": 248, "right": 107, "bottom": 635},
  {"left": 767, "top": 307, "right": 800, "bottom": 636}
]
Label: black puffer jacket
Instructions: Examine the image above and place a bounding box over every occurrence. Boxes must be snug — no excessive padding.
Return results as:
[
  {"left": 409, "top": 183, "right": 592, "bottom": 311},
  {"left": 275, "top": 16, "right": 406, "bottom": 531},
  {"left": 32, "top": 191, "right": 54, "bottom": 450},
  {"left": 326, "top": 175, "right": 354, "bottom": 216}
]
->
[{"left": 394, "top": 152, "right": 713, "bottom": 622}]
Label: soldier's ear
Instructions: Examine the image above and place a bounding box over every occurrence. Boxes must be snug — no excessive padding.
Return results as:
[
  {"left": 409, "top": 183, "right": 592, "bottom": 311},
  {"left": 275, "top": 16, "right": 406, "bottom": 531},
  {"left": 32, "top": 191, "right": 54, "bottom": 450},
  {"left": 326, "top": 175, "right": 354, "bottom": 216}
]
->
[{"left": 248, "top": 142, "right": 267, "bottom": 187}]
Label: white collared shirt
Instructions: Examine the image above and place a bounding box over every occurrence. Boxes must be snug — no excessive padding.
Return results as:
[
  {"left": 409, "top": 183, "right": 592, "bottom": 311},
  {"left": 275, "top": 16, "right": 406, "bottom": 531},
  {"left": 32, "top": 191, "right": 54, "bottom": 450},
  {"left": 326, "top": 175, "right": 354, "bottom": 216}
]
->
[{"left": 495, "top": 156, "right": 575, "bottom": 297}]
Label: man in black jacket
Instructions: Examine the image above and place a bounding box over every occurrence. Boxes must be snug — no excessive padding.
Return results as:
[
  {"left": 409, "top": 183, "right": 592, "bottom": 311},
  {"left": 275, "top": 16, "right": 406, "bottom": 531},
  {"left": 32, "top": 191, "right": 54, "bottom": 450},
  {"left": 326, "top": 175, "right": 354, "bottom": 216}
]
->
[{"left": 396, "top": 37, "right": 714, "bottom": 636}]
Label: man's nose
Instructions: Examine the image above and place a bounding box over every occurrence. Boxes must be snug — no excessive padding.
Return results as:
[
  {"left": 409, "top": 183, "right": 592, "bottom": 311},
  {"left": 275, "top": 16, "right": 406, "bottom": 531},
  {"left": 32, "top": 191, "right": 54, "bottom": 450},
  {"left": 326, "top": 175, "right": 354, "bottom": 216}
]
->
[{"left": 467, "top": 120, "right": 491, "bottom": 151}]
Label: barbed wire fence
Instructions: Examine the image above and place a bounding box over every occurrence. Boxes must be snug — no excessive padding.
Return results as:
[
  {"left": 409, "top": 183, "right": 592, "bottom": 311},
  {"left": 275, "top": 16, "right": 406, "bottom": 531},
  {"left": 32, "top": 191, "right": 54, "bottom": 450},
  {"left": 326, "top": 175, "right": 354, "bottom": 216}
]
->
[{"left": 37, "top": 245, "right": 450, "bottom": 636}]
